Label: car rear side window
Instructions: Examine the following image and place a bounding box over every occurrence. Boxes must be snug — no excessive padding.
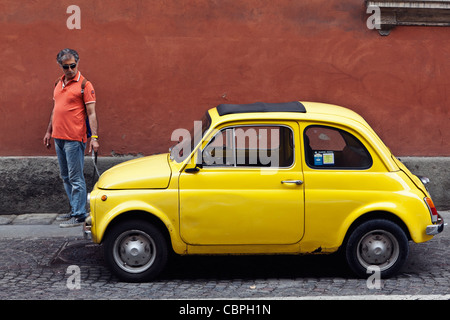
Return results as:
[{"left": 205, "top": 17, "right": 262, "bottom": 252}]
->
[{"left": 304, "top": 126, "right": 372, "bottom": 169}]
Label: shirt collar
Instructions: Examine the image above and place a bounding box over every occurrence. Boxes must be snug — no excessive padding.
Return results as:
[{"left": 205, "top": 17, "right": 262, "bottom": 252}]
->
[{"left": 61, "top": 71, "right": 81, "bottom": 88}]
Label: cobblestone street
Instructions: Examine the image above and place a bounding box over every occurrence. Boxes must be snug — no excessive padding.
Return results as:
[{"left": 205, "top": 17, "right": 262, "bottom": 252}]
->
[{"left": 0, "top": 213, "right": 448, "bottom": 300}]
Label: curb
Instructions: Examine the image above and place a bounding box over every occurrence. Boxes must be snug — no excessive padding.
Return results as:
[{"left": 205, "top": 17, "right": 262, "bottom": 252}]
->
[{"left": 0, "top": 213, "right": 83, "bottom": 239}]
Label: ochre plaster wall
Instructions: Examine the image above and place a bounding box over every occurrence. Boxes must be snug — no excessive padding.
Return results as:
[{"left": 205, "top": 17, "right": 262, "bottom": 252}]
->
[{"left": 1, "top": 0, "right": 449, "bottom": 156}]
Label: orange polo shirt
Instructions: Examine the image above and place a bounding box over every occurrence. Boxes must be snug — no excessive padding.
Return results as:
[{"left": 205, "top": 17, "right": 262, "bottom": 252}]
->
[{"left": 52, "top": 72, "right": 96, "bottom": 143}]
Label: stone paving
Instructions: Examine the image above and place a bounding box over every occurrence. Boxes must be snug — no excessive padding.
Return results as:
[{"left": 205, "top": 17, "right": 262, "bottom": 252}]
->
[{"left": 0, "top": 213, "right": 448, "bottom": 300}]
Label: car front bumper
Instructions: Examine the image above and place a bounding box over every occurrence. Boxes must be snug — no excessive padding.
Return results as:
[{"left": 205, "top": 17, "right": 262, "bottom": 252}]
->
[
  {"left": 426, "top": 213, "right": 445, "bottom": 235},
  {"left": 83, "top": 215, "right": 92, "bottom": 240}
]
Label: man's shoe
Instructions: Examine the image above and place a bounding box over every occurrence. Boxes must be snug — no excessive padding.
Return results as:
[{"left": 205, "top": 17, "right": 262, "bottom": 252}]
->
[
  {"left": 59, "top": 216, "right": 85, "bottom": 228},
  {"left": 56, "top": 212, "right": 72, "bottom": 221}
]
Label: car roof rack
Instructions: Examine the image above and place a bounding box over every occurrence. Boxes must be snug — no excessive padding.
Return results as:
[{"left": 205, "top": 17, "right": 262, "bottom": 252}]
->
[{"left": 216, "top": 101, "right": 306, "bottom": 116}]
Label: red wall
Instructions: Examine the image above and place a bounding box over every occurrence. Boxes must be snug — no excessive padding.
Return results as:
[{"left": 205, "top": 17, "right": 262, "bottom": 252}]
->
[{"left": 1, "top": 0, "right": 449, "bottom": 156}]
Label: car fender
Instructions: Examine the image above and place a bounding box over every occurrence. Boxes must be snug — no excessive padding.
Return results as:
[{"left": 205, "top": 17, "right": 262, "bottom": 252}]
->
[
  {"left": 96, "top": 200, "right": 187, "bottom": 254},
  {"left": 339, "top": 199, "right": 432, "bottom": 247}
]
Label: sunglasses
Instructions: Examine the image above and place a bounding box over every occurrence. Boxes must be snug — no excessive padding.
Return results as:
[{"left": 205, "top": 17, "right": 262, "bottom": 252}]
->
[{"left": 62, "top": 63, "right": 77, "bottom": 70}]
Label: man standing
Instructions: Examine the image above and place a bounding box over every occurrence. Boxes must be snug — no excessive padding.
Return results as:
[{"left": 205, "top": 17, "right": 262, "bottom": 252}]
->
[{"left": 43, "top": 48, "right": 99, "bottom": 227}]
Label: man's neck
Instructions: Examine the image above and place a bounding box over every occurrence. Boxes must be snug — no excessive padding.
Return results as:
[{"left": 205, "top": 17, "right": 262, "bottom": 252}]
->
[{"left": 63, "top": 71, "right": 78, "bottom": 85}]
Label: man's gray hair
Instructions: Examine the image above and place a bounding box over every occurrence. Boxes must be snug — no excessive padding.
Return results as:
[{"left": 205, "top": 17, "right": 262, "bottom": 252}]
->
[{"left": 56, "top": 48, "right": 79, "bottom": 65}]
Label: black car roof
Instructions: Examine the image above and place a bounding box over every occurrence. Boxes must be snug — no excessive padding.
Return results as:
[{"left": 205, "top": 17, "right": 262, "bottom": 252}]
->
[{"left": 216, "top": 101, "right": 306, "bottom": 116}]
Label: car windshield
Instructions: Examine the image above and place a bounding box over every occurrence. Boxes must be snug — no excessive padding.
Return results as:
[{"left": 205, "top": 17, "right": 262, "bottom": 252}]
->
[{"left": 170, "top": 111, "right": 212, "bottom": 163}]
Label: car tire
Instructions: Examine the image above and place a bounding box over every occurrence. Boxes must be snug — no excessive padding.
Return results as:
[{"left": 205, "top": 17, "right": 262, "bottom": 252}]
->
[
  {"left": 345, "top": 219, "right": 409, "bottom": 278},
  {"left": 104, "top": 219, "right": 169, "bottom": 282}
]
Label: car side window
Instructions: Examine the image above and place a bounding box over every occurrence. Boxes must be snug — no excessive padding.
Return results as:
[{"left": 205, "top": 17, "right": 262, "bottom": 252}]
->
[
  {"left": 202, "top": 125, "right": 294, "bottom": 168},
  {"left": 304, "top": 126, "right": 372, "bottom": 169}
]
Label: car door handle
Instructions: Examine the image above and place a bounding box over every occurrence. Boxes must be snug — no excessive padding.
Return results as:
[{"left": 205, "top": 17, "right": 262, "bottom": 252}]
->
[{"left": 281, "top": 180, "right": 303, "bottom": 185}]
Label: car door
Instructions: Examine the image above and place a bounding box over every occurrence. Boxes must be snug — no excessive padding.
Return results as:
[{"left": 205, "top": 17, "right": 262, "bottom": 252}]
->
[{"left": 179, "top": 121, "right": 304, "bottom": 245}]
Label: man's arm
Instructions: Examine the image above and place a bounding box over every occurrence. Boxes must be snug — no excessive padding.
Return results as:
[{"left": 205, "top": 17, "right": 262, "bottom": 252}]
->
[
  {"left": 43, "top": 107, "right": 54, "bottom": 149},
  {"left": 86, "top": 102, "right": 99, "bottom": 153}
]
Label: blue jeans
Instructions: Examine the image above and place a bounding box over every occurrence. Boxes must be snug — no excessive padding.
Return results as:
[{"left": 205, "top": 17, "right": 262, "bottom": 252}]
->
[{"left": 54, "top": 139, "right": 87, "bottom": 218}]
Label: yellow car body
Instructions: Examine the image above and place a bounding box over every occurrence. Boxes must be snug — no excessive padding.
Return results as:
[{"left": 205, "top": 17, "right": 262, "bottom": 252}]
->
[{"left": 86, "top": 101, "right": 444, "bottom": 281}]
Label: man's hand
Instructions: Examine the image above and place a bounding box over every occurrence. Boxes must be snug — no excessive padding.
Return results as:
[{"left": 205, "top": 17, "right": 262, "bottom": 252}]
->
[
  {"left": 89, "top": 139, "right": 99, "bottom": 153},
  {"left": 43, "top": 133, "right": 52, "bottom": 149}
]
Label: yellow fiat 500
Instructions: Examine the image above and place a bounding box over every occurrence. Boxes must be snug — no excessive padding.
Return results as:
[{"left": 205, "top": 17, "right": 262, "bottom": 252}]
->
[{"left": 85, "top": 101, "right": 444, "bottom": 282}]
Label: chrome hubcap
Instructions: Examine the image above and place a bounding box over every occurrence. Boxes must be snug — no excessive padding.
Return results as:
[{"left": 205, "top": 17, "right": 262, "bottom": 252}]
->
[
  {"left": 113, "top": 230, "right": 156, "bottom": 274},
  {"left": 356, "top": 229, "right": 399, "bottom": 271}
]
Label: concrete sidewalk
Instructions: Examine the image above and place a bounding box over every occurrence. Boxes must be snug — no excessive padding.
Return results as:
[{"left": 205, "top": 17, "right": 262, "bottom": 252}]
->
[
  {"left": 0, "top": 213, "right": 82, "bottom": 238},
  {"left": 0, "top": 211, "right": 447, "bottom": 239}
]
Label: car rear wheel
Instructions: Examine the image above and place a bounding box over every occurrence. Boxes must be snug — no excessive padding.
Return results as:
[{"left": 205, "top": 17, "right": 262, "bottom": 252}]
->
[
  {"left": 345, "top": 219, "right": 409, "bottom": 278},
  {"left": 104, "top": 219, "right": 168, "bottom": 282}
]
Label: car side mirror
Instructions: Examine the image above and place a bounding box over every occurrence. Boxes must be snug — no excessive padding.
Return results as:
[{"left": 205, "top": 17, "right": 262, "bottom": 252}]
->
[{"left": 184, "top": 164, "right": 203, "bottom": 174}]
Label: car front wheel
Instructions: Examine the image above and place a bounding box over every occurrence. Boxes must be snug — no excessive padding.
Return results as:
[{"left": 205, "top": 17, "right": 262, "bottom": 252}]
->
[
  {"left": 345, "top": 219, "right": 409, "bottom": 278},
  {"left": 104, "top": 219, "right": 169, "bottom": 282}
]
